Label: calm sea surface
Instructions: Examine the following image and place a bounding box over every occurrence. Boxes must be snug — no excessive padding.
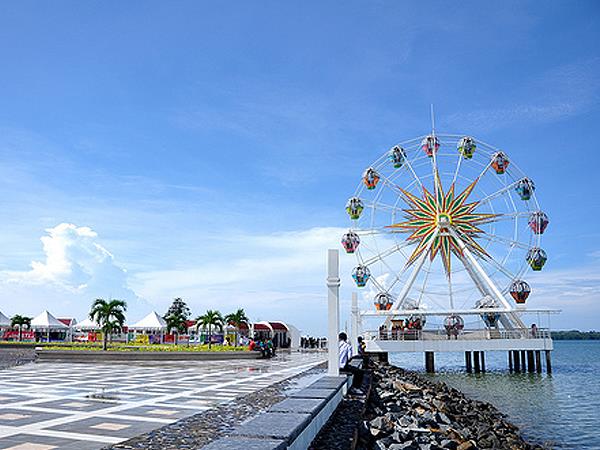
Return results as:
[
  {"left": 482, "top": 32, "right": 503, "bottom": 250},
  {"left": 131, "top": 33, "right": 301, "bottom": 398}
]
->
[{"left": 390, "top": 341, "right": 600, "bottom": 449}]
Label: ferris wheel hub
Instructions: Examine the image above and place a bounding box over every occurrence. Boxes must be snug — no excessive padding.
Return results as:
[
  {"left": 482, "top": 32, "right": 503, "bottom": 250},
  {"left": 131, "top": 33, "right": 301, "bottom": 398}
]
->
[{"left": 436, "top": 213, "right": 452, "bottom": 228}]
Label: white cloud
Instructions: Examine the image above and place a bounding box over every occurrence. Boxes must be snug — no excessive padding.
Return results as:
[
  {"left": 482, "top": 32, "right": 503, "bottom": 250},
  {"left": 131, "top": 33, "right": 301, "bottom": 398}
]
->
[
  {"left": 0, "top": 223, "right": 596, "bottom": 334},
  {"left": 0, "top": 223, "right": 148, "bottom": 321},
  {"left": 445, "top": 58, "right": 600, "bottom": 132}
]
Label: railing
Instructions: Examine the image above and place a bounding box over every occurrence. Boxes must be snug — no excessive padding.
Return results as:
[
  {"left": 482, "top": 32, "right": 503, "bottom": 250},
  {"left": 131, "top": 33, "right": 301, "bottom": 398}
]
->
[{"left": 364, "top": 328, "right": 551, "bottom": 342}]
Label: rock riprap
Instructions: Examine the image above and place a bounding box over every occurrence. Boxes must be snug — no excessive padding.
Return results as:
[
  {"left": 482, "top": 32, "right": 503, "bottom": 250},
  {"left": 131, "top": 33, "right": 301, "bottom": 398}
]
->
[{"left": 362, "top": 363, "right": 542, "bottom": 450}]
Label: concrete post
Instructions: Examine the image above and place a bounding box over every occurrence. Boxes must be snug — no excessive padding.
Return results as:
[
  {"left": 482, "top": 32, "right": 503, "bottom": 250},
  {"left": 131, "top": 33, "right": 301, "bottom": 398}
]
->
[
  {"left": 508, "top": 352, "right": 513, "bottom": 372},
  {"left": 545, "top": 350, "right": 552, "bottom": 374},
  {"left": 535, "top": 350, "right": 542, "bottom": 374},
  {"left": 480, "top": 351, "right": 486, "bottom": 373},
  {"left": 465, "top": 352, "right": 472, "bottom": 373},
  {"left": 327, "top": 249, "right": 341, "bottom": 376},
  {"left": 514, "top": 350, "right": 521, "bottom": 373},
  {"left": 351, "top": 292, "right": 359, "bottom": 355},
  {"left": 473, "top": 351, "right": 481, "bottom": 373}
]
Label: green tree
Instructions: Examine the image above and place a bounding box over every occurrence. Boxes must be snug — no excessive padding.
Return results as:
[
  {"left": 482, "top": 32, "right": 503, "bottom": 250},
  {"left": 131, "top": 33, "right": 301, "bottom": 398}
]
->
[
  {"left": 89, "top": 298, "right": 127, "bottom": 351},
  {"left": 225, "top": 308, "right": 249, "bottom": 346},
  {"left": 195, "top": 310, "right": 224, "bottom": 349},
  {"left": 164, "top": 297, "right": 191, "bottom": 344},
  {"left": 10, "top": 315, "right": 32, "bottom": 342}
]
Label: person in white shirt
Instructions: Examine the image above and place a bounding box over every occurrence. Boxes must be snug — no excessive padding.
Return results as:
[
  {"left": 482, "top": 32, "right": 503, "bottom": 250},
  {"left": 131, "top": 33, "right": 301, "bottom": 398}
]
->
[
  {"left": 338, "top": 332, "right": 353, "bottom": 369},
  {"left": 338, "top": 332, "right": 364, "bottom": 391}
]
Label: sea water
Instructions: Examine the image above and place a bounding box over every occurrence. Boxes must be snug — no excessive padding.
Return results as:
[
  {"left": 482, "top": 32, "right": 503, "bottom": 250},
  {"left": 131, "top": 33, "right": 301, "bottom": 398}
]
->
[{"left": 390, "top": 340, "right": 600, "bottom": 449}]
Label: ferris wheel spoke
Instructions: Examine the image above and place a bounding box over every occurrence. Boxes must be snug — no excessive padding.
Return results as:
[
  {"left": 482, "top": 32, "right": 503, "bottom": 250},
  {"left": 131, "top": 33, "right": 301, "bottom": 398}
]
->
[
  {"left": 360, "top": 240, "right": 414, "bottom": 267},
  {"left": 480, "top": 211, "right": 531, "bottom": 225},
  {"left": 364, "top": 201, "right": 406, "bottom": 214},
  {"left": 379, "top": 255, "right": 413, "bottom": 292},
  {"left": 377, "top": 172, "right": 407, "bottom": 197},
  {"left": 368, "top": 275, "right": 388, "bottom": 293},
  {"left": 479, "top": 232, "right": 530, "bottom": 250},
  {"left": 353, "top": 227, "right": 394, "bottom": 237},
  {"left": 477, "top": 180, "right": 520, "bottom": 207},
  {"left": 451, "top": 153, "right": 464, "bottom": 186},
  {"left": 402, "top": 156, "right": 425, "bottom": 190},
  {"left": 471, "top": 247, "right": 518, "bottom": 280}
]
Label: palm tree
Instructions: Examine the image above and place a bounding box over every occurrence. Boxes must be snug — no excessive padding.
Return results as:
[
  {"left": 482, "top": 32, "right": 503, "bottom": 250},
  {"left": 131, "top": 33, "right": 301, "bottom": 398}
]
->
[
  {"left": 224, "top": 308, "right": 249, "bottom": 346},
  {"left": 89, "top": 298, "right": 127, "bottom": 351},
  {"left": 164, "top": 298, "right": 190, "bottom": 345},
  {"left": 10, "top": 315, "right": 31, "bottom": 342},
  {"left": 195, "top": 310, "right": 224, "bottom": 349}
]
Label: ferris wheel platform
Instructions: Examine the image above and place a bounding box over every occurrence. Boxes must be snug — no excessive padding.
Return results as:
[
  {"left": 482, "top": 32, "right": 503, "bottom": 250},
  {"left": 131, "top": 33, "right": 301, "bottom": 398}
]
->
[{"left": 363, "top": 328, "right": 553, "bottom": 354}]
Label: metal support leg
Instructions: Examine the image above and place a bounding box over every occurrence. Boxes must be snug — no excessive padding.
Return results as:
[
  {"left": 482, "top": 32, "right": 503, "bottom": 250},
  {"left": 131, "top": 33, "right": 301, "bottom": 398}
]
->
[
  {"left": 535, "top": 350, "right": 542, "bottom": 374},
  {"left": 527, "top": 350, "right": 535, "bottom": 373},
  {"left": 465, "top": 351, "right": 472, "bottom": 373},
  {"left": 425, "top": 352, "right": 435, "bottom": 373}
]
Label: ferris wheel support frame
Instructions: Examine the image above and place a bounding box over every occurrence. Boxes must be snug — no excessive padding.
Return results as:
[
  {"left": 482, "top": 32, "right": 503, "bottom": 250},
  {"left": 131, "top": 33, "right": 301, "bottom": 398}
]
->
[
  {"left": 383, "top": 229, "right": 439, "bottom": 328},
  {"left": 448, "top": 227, "right": 526, "bottom": 329}
]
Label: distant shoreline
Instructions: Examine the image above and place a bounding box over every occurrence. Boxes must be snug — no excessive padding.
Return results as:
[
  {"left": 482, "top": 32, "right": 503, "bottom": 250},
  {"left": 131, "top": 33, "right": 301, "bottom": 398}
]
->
[{"left": 551, "top": 331, "right": 600, "bottom": 340}]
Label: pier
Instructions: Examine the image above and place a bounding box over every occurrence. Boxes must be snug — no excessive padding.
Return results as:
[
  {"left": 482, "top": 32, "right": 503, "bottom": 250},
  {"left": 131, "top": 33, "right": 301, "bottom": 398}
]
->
[
  {"left": 349, "top": 294, "right": 558, "bottom": 374},
  {"left": 353, "top": 309, "right": 558, "bottom": 373}
]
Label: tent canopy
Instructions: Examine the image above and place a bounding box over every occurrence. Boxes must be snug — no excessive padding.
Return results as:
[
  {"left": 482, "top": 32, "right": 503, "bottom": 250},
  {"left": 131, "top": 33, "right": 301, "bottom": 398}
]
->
[
  {"left": 74, "top": 317, "right": 101, "bottom": 331},
  {"left": 130, "top": 311, "right": 167, "bottom": 330},
  {"left": 31, "top": 310, "right": 69, "bottom": 330},
  {"left": 0, "top": 311, "right": 10, "bottom": 327}
]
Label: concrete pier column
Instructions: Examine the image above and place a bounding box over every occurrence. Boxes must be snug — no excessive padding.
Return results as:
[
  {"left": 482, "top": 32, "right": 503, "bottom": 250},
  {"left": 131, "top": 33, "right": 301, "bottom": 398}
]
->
[
  {"left": 545, "top": 350, "right": 552, "bottom": 374},
  {"left": 513, "top": 350, "right": 521, "bottom": 373},
  {"left": 508, "top": 352, "right": 513, "bottom": 372},
  {"left": 527, "top": 351, "right": 535, "bottom": 373},
  {"left": 425, "top": 352, "right": 435, "bottom": 373},
  {"left": 473, "top": 351, "right": 481, "bottom": 373},
  {"left": 521, "top": 351, "right": 526, "bottom": 369},
  {"left": 535, "top": 350, "right": 542, "bottom": 374},
  {"left": 480, "top": 351, "right": 486, "bottom": 373},
  {"left": 465, "top": 351, "right": 472, "bottom": 373},
  {"left": 326, "top": 249, "right": 340, "bottom": 376},
  {"left": 350, "top": 292, "right": 359, "bottom": 355}
]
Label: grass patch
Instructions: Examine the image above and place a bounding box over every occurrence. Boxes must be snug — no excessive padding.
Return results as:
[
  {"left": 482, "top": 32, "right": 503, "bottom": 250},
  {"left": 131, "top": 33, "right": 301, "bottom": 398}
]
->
[{"left": 18, "top": 342, "right": 249, "bottom": 352}]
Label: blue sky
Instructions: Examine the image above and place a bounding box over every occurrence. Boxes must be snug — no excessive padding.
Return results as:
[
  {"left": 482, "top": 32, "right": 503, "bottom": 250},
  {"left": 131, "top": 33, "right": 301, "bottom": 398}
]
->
[{"left": 0, "top": 1, "right": 598, "bottom": 333}]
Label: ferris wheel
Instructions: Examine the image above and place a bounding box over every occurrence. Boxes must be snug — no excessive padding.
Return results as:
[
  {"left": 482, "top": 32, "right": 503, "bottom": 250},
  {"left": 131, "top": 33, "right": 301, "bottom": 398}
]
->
[{"left": 342, "top": 132, "right": 549, "bottom": 331}]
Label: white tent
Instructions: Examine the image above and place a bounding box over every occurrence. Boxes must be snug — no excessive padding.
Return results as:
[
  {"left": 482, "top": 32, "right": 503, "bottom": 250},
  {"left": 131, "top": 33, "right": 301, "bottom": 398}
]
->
[
  {"left": 129, "top": 311, "right": 167, "bottom": 331},
  {"left": 31, "top": 310, "right": 69, "bottom": 330},
  {"left": 0, "top": 311, "right": 10, "bottom": 328},
  {"left": 30, "top": 310, "right": 70, "bottom": 342},
  {"left": 74, "top": 317, "right": 101, "bottom": 331}
]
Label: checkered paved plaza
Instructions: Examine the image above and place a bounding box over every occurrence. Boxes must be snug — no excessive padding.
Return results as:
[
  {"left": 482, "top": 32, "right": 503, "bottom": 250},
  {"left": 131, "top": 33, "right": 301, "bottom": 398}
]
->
[{"left": 0, "top": 353, "right": 325, "bottom": 449}]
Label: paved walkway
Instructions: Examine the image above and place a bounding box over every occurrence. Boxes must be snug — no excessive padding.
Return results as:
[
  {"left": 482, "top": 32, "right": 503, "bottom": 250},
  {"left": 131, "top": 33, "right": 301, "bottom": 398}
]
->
[{"left": 0, "top": 352, "right": 325, "bottom": 450}]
